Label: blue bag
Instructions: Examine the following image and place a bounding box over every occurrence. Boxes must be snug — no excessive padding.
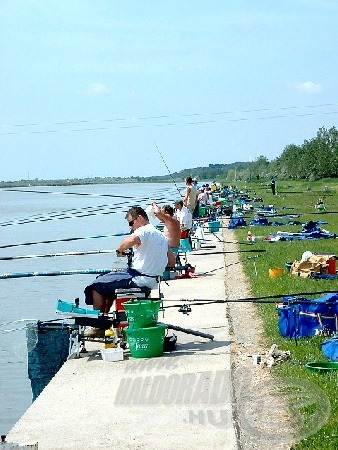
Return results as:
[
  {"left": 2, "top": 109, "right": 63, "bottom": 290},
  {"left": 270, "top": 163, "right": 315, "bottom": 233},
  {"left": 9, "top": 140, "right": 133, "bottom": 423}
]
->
[
  {"left": 277, "top": 293, "right": 338, "bottom": 338},
  {"left": 322, "top": 337, "right": 338, "bottom": 361},
  {"left": 228, "top": 216, "right": 247, "bottom": 229}
]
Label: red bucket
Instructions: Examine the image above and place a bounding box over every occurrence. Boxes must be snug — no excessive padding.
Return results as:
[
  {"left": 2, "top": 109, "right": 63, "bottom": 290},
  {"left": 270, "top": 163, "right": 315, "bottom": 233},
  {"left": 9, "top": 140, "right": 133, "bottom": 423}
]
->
[
  {"left": 115, "top": 297, "right": 129, "bottom": 328},
  {"left": 328, "top": 259, "right": 336, "bottom": 275}
]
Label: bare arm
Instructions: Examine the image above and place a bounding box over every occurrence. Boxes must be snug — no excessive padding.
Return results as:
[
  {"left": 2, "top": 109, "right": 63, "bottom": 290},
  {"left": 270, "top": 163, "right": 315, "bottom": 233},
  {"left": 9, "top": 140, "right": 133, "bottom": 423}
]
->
[
  {"left": 152, "top": 202, "right": 167, "bottom": 221},
  {"left": 116, "top": 234, "right": 141, "bottom": 254}
]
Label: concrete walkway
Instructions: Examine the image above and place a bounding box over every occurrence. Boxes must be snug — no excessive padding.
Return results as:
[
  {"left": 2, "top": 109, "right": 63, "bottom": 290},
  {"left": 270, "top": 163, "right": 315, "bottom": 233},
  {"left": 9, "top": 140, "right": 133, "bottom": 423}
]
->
[{"left": 7, "top": 227, "right": 239, "bottom": 450}]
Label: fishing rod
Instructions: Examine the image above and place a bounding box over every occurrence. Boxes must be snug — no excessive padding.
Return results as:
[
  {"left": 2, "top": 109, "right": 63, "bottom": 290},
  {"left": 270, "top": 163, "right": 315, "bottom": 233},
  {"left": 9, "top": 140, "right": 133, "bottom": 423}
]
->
[
  {"left": 162, "top": 289, "right": 338, "bottom": 308},
  {"left": 0, "top": 192, "right": 177, "bottom": 227},
  {"left": 153, "top": 141, "right": 182, "bottom": 197},
  {"left": 0, "top": 268, "right": 111, "bottom": 279},
  {"left": 0, "top": 200, "right": 128, "bottom": 220},
  {"left": 209, "top": 231, "right": 254, "bottom": 246},
  {"left": 0, "top": 203, "right": 126, "bottom": 227},
  {"left": 3, "top": 188, "right": 177, "bottom": 201},
  {"left": 192, "top": 249, "right": 266, "bottom": 256},
  {"left": 311, "top": 210, "right": 338, "bottom": 215},
  {"left": 200, "top": 254, "right": 262, "bottom": 275},
  {"left": 0, "top": 207, "right": 126, "bottom": 227},
  {"left": 0, "top": 249, "right": 122, "bottom": 261},
  {"left": 0, "top": 247, "right": 265, "bottom": 261},
  {"left": 0, "top": 232, "right": 129, "bottom": 250}
]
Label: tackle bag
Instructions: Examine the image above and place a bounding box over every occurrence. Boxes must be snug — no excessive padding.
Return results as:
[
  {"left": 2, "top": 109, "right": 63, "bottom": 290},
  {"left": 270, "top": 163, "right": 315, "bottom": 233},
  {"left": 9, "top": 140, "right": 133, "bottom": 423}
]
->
[
  {"left": 228, "top": 215, "right": 247, "bottom": 229},
  {"left": 277, "top": 292, "right": 338, "bottom": 338},
  {"left": 321, "top": 337, "right": 338, "bottom": 361},
  {"left": 290, "top": 254, "right": 335, "bottom": 278}
]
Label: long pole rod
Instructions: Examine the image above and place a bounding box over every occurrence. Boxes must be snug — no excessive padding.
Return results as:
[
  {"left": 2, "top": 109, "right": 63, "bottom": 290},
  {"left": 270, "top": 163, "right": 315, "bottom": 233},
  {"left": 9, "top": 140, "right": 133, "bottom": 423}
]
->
[
  {"left": 0, "top": 249, "right": 120, "bottom": 261},
  {"left": 162, "top": 289, "right": 338, "bottom": 307},
  {"left": 0, "top": 232, "right": 129, "bottom": 250},
  {"left": 0, "top": 268, "right": 111, "bottom": 279},
  {"left": 192, "top": 249, "right": 266, "bottom": 255},
  {"left": 153, "top": 141, "right": 182, "bottom": 197}
]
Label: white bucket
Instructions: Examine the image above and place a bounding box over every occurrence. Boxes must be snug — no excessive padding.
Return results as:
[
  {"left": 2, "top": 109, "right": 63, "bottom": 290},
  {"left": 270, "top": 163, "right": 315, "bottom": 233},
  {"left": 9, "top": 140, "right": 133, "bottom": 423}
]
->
[
  {"left": 100, "top": 347, "right": 124, "bottom": 362},
  {"left": 252, "top": 354, "right": 261, "bottom": 366}
]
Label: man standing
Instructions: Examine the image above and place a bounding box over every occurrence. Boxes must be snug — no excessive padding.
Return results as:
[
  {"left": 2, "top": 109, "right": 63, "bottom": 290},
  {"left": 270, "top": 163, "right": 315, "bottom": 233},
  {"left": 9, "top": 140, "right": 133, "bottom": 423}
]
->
[
  {"left": 270, "top": 177, "right": 276, "bottom": 195},
  {"left": 183, "top": 176, "right": 198, "bottom": 214}
]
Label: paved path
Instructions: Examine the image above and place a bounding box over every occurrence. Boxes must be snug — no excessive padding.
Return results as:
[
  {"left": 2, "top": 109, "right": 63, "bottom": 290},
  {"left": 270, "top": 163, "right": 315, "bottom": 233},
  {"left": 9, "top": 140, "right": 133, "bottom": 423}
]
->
[{"left": 7, "top": 227, "right": 239, "bottom": 450}]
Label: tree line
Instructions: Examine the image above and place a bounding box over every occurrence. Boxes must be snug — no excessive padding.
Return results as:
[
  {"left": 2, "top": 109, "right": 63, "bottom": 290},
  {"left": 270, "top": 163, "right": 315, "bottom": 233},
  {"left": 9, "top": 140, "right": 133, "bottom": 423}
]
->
[
  {"left": 1, "top": 126, "right": 337, "bottom": 187},
  {"left": 226, "top": 126, "right": 338, "bottom": 182}
]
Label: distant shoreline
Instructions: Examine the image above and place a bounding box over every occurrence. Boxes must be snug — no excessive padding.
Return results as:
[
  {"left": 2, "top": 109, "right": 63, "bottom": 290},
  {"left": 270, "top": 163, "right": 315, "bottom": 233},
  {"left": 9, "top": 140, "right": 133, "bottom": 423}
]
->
[{"left": 0, "top": 177, "right": 175, "bottom": 188}]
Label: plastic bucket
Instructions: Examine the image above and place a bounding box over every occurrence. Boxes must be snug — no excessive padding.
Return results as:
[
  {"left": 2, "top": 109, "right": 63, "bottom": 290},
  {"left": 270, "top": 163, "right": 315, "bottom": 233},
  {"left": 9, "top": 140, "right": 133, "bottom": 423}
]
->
[
  {"left": 328, "top": 259, "right": 336, "bottom": 275},
  {"left": 269, "top": 267, "right": 284, "bottom": 277},
  {"left": 305, "top": 361, "right": 338, "bottom": 373},
  {"left": 122, "top": 299, "right": 161, "bottom": 329},
  {"left": 199, "top": 206, "right": 206, "bottom": 217},
  {"left": 285, "top": 261, "right": 293, "bottom": 273},
  {"left": 179, "top": 238, "right": 192, "bottom": 252},
  {"left": 208, "top": 221, "right": 221, "bottom": 232},
  {"left": 125, "top": 323, "right": 167, "bottom": 358}
]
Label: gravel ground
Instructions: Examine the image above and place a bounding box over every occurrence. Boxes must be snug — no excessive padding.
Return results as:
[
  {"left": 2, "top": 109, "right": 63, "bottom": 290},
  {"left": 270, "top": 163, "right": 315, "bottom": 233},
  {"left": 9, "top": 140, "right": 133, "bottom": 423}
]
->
[{"left": 222, "top": 224, "right": 295, "bottom": 450}]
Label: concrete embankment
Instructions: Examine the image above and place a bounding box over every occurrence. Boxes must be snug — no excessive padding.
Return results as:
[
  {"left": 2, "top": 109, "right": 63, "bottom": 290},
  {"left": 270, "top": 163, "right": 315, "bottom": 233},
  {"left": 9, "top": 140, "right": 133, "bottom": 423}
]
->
[{"left": 6, "top": 227, "right": 239, "bottom": 450}]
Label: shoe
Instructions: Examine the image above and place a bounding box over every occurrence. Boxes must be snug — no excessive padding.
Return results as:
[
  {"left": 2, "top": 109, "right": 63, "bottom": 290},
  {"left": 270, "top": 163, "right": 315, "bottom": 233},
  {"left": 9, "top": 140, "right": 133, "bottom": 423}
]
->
[{"left": 83, "top": 327, "right": 105, "bottom": 338}]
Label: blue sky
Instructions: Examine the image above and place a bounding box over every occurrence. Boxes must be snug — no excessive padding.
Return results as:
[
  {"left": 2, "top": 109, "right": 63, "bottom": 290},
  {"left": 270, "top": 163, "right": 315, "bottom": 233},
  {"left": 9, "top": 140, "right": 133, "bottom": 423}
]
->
[{"left": 1, "top": 0, "right": 338, "bottom": 181}]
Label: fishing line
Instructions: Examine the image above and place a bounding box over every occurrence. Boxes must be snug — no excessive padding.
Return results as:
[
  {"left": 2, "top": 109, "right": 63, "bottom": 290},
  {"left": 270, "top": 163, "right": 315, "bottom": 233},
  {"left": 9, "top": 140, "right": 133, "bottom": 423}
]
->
[
  {"left": 153, "top": 141, "right": 182, "bottom": 197},
  {"left": 0, "top": 232, "right": 129, "bottom": 250},
  {"left": 2, "top": 107, "right": 338, "bottom": 136}
]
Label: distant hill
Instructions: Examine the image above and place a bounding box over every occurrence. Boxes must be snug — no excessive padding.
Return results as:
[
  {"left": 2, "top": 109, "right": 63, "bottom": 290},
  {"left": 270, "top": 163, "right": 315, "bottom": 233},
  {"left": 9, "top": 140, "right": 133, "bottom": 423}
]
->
[{"left": 0, "top": 162, "right": 249, "bottom": 187}]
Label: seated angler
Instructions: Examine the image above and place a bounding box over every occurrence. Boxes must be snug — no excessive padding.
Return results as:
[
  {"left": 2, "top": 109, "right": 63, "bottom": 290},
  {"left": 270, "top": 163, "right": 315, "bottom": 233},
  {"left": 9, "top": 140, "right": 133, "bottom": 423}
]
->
[
  {"left": 84, "top": 206, "right": 175, "bottom": 324},
  {"left": 174, "top": 199, "right": 193, "bottom": 241}
]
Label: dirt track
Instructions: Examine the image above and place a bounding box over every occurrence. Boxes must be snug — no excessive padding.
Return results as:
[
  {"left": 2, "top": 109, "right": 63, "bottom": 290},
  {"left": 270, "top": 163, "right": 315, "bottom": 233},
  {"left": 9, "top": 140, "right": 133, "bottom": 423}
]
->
[{"left": 223, "top": 225, "right": 294, "bottom": 450}]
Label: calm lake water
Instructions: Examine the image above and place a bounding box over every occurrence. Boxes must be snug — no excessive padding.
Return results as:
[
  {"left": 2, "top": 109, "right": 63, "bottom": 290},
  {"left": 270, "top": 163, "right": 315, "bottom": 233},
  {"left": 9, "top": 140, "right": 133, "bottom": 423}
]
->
[{"left": 0, "top": 182, "right": 183, "bottom": 434}]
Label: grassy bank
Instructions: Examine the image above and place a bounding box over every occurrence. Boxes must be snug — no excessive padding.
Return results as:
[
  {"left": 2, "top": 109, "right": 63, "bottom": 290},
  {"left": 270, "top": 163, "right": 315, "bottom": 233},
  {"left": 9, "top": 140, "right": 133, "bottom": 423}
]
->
[{"left": 232, "top": 179, "right": 338, "bottom": 449}]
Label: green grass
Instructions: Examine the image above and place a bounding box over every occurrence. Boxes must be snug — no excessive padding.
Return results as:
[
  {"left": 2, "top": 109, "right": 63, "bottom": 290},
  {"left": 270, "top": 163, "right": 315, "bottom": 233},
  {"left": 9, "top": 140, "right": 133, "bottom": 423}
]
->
[{"left": 231, "top": 179, "right": 338, "bottom": 449}]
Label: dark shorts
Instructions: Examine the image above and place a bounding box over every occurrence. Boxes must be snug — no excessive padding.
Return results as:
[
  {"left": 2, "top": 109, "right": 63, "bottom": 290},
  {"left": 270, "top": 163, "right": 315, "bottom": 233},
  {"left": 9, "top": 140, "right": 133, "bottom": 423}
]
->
[{"left": 84, "top": 268, "right": 139, "bottom": 305}]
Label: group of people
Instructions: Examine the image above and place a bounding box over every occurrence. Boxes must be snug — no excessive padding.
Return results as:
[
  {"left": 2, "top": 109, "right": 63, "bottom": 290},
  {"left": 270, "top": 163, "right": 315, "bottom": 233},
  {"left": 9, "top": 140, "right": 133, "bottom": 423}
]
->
[
  {"left": 84, "top": 176, "right": 198, "bottom": 332},
  {"left": 182, "top": 176, "right": 219, "bottom": 215}
]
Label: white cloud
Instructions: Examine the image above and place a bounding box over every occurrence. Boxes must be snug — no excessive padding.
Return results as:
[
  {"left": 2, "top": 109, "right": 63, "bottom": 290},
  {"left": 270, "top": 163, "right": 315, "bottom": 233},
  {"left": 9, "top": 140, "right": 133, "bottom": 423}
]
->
[
  {"left": 77, "top": 83, "right": 109, "bottom": 95},
  {"left": 296, "top": 81, "right": 323, "bottom": 93},
  {"left": 87, "top": 83, "right": 109, "bottom": 94}
]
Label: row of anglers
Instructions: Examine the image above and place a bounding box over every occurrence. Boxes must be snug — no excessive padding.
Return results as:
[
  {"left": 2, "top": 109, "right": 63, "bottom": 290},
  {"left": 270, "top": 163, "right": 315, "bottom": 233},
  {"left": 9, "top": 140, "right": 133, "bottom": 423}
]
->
[{"left": 83, "top": 178, "right": 222, "bottom": 336}]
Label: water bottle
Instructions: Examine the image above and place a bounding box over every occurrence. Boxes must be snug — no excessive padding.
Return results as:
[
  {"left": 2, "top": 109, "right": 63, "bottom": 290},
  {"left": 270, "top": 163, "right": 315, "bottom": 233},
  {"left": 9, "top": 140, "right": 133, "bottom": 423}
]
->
[{"left": 104, "top": 328, "right": 116, "bottom": 348}]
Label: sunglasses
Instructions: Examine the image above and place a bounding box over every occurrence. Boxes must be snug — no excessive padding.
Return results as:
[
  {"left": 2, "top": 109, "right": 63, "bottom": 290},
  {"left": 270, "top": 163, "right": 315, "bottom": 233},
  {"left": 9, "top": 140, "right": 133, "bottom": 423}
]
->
[{"left": 128, "top": 218, "right": 136, "bottom": 227}]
